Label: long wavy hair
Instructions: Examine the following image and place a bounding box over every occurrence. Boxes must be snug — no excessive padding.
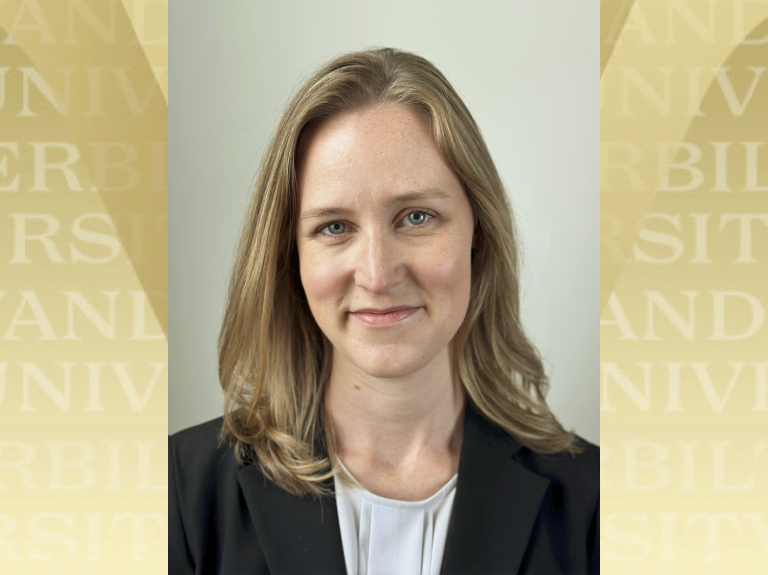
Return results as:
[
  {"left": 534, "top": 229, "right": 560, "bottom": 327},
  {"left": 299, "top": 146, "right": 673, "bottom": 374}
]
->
[{"left": 219, "top": 47, "right": 579, "bottom": 497}]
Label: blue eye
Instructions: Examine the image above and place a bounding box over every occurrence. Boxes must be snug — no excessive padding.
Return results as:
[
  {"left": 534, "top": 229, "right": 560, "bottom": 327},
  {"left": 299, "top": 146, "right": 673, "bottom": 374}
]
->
[
  {"left": 406, "top": 211, "right": 431, "bottom": 225},
  {"left": 323, "top": 222, "right": 345, "bottom": 235}
]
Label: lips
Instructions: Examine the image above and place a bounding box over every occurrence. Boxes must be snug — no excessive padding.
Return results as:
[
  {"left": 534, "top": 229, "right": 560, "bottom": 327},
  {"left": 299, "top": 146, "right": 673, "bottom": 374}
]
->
[{"left": 349, "top": 306, "right": 420, "bottom": 326}]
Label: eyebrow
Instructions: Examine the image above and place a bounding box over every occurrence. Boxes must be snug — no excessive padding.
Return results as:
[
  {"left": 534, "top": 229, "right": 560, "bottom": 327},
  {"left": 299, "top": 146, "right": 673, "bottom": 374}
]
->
[{"left": 299, "top": 188, "right": 451, "bottom": 222}]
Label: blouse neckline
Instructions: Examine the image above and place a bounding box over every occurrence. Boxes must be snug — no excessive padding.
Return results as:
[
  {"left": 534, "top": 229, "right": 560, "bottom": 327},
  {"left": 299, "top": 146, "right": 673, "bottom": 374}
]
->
[{"left": 336, "top": 460, "right": 458, "bottom": 509}]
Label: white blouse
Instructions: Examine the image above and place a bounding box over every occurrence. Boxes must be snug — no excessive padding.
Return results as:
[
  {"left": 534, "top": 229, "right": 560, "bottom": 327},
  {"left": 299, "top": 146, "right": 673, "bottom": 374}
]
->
[{"left": 334, "top": 464, "right": 458, "bottom": 575}]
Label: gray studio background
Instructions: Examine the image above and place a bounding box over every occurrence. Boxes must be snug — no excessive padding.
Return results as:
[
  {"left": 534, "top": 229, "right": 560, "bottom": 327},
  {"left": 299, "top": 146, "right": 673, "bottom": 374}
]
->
[{"left": 170, "top": 0, "right": 599, "bottom": 444}]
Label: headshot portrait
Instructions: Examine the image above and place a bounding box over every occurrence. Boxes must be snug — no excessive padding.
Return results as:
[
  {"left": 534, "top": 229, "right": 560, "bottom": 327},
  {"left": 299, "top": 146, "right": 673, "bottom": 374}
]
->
[{"left": 169, "top": 2, "right": 598, "bottom": 574}]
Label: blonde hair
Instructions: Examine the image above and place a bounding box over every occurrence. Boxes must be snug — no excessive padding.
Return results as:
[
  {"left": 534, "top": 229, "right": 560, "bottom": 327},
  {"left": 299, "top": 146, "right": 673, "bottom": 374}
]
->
[{"left": 219, "top": 47, "right": 579, "bottom": 497}]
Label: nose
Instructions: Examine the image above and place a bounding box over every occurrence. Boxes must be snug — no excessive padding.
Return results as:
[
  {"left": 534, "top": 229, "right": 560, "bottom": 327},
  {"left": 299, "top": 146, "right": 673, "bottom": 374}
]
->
[{"left": 353, "top": 230, "right": 406, "bottom": 294}]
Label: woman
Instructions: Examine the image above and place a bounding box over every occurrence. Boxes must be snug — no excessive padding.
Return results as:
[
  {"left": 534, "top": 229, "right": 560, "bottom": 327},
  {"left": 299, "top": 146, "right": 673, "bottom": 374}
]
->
[{"left": 169, "top": 48, "right": 599, "bottom": 575}]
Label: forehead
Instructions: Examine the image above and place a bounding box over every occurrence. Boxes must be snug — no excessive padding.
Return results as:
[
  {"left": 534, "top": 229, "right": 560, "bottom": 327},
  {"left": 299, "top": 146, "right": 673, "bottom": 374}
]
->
[{"left": 296, "top": 104, "right": 462, "bottom": 209}]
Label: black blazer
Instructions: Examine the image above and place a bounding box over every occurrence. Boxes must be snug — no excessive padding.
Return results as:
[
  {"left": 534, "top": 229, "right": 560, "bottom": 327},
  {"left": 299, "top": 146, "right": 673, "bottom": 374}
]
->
[{"left": 169, "top": 404, "right": 599, "bottom": 574}]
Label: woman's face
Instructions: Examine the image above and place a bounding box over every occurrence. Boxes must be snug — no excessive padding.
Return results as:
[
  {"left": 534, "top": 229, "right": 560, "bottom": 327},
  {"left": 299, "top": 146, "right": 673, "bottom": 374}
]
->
[{"left": 295, "top": 104, "right": 475, "bottom": 379}]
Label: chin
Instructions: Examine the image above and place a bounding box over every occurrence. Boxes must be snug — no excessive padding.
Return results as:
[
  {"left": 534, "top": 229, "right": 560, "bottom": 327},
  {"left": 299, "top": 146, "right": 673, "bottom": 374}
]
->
[{"left": 349, "top": 345, "right": 433, "bottom": 379}]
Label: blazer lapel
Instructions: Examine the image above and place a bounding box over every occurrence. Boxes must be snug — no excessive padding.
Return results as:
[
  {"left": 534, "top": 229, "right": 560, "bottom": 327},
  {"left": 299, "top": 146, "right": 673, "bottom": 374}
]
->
[
  {"left": 440, "top": 405, "right": 551, "bottom": 575},
  {"left": 237, "top": 464, "right": 347, "bottom": 575}
]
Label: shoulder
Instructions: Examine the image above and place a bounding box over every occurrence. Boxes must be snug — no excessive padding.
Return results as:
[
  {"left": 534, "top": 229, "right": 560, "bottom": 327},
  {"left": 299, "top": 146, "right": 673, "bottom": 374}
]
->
[
  {"left": 514, "top": 436, "right": 599, "bottom": 483},
  {"left": 508, "top": 437, "right": 600, "bottom": 574},
  {"left": 513, "top": 436, "right": 599, "bottom": 499},
  {"left": 168, "top": 417, "right": 239, "bottom": 483},
  {"left": 169, "top": 417, "right": 269, "bottom": 571},
  {"left": 170, "top": 417, "right": 230, "bottom": 469},
  {"left": 467, "top": 405, "right": 599, "bottom": 501},
  {"left": 511, "top": 436, "right": 600, "bottom": 529},
  {"left": 169, "top": 417, "right": 241, "bottom": 497}
]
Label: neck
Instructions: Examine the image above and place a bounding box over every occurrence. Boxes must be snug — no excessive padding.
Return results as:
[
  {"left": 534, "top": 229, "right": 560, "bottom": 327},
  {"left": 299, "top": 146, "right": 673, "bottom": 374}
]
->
[{"left": 324, "top": 347, "right": 466, "bottom": 471}]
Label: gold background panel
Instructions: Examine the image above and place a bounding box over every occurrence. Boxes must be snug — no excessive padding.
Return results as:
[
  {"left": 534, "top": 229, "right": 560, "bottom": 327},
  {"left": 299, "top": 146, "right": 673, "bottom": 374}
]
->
[
  {"left": 0, "top": 1, "right": 167, "bottom": 572},
  {"left": 602, "top": 1, "right": 768, "bottom": 572}
]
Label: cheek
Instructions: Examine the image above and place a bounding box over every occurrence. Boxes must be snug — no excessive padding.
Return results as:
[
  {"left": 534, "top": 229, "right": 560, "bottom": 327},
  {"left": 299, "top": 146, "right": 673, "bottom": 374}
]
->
[
  {"left": 417, "top": 241, "right": 472, "bottom": 318},
  {"left": 298, "top": 247, "right": 347, "bottom": 312}
]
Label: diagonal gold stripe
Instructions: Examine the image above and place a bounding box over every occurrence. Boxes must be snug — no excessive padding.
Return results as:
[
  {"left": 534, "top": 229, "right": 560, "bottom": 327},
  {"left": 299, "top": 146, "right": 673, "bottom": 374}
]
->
[
  {"left": 119, "top": 0, "right": 167, "bottom": 103},
  {"left": 599, "top": 5, "right": 768, "bottom": 313},
  {"left": 601, "top": 0, "right": 637, "bottom": 75}
]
